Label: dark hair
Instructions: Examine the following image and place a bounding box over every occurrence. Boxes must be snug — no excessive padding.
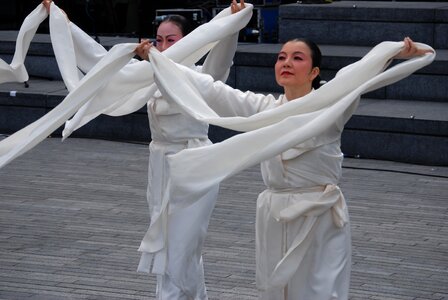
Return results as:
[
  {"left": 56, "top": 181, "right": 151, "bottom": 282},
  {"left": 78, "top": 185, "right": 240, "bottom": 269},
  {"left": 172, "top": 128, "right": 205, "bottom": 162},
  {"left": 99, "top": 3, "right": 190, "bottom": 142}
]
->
[
  {"left": 287, "top": 38, "right": 323, "bottom": 89},
  {"left": 159, "top": 15, "right": 192, "bottom": 37}
]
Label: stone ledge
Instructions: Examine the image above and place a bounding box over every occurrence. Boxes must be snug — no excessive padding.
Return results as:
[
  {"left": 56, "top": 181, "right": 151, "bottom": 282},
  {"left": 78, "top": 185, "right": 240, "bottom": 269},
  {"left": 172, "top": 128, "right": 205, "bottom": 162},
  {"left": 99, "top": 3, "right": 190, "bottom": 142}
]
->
[
  {"left": 280, "top": 1, "right": 448, "bottom": 22},
  {"left": 341, "top": 130, "right": 448, "bottom": 165},
  {"left": 231, "top": 45, "right": 448, "bottom": 102},
  {"left": 1, "top": 80, "right": 446, "bottom": 166},
  {"left": 1, "top": 32, "right": 447, "bottom": 76},
  {"left": 235, "top": 44, "right": 448, "bottom": 74},
  {"left": 279, "top": 1, "right": 448, "bottom": 48}
]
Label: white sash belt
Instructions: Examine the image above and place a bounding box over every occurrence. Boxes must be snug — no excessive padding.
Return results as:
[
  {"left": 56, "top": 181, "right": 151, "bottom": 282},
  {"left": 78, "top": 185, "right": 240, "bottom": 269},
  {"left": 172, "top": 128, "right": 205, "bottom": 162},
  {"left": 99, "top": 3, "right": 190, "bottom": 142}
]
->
[{"left": 260, "top": 184, "right": 348, "bottom": 290}]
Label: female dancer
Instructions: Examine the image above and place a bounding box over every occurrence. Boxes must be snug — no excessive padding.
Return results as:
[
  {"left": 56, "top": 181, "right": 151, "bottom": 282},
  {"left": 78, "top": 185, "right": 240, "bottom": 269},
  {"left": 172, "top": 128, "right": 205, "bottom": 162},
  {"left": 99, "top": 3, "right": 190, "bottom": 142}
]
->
[
  {"left": 43, "top": 1, "right": 248, "bottom": 299},
  {"left": 137, "top": 37, "right": 433, "bottom": 299}
]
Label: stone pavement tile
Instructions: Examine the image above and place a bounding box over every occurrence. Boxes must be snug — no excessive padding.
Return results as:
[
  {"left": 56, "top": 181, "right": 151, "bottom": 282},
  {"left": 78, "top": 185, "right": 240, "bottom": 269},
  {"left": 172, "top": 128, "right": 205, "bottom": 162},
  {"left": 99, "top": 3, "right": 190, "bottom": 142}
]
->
[
  {"left": 0, "top": 137, "right": 447, "bottom": 299},
  {"left": 0, "top": 291, "right": 34, "bottom": 300}
]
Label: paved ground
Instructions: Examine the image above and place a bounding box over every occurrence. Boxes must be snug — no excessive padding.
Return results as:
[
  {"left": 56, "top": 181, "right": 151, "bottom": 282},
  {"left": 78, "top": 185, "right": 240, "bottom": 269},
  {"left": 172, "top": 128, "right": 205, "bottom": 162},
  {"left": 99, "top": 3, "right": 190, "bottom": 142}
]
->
[{"left": 0, "top": 137, "right": 447, "bottom": 300}]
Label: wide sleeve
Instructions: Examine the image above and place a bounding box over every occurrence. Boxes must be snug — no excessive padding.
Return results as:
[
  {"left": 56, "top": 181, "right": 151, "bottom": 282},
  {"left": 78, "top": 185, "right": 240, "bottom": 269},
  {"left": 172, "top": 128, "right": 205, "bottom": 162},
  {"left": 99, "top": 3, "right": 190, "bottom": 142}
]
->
[
  {"left": 179, "top": 63, "right": 276, "bottom": 117},
  {"left": 200, "top": 32, "right": 239, "bottom": 82},
  {"left": 69, "top": 22, "right": 108, "bottom": 74}
]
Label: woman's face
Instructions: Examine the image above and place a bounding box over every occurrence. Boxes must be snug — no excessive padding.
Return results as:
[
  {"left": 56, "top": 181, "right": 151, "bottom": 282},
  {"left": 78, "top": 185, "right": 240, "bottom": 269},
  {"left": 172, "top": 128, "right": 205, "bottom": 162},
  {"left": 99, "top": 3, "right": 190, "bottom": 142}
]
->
[
  {"left": 274, "top": 41, "right": 318, "bottom": 89},
  {"left": 156, "top": 21, "right": 184, "bottom": 52}
]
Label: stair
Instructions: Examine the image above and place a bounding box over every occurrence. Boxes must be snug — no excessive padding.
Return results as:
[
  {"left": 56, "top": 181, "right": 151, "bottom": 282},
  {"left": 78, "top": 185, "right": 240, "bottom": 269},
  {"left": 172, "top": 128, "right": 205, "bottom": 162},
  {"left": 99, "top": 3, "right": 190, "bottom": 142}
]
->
[
  {"left": 0, "top": 1, "right": 447, "bottom": 165},
  {"left": 227, "top": 1, "right": 448, "bottom": 165}
]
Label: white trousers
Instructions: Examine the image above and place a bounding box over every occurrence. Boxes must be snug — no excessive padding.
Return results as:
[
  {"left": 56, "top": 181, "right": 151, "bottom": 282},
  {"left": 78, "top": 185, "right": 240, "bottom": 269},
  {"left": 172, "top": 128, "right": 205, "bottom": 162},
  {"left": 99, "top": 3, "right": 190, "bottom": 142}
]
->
[{"left": 156, "top": 274, "right": 208, "bottom": 300}]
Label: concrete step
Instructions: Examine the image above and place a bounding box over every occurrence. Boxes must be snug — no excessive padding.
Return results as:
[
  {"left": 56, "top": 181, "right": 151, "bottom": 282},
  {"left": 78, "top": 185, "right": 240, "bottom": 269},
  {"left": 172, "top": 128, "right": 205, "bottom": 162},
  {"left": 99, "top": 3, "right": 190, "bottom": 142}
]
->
[
  {"left": 279, "top": 1, "right": 448, "bottom": 48},
  {"left": 342, "top": 99, "right": 448, "bottom": 165},
  {"left": 1, "top": 10, "right": 447, "bottom": 102},
  {"left": 1, "top": 0, "right": 447, "bottom": 166},
  {"left": 0, "top": 78, "right": 150, "bottom": 143},
  {"left": 0, "top": 79, "right": 447, "bottom": 165},
  {"left": 0, "top": 31, "right": 131, "bottom": 81},
  {"left": 230, "top": 43, "right": 448, "bottom": 103},
  {"left": 2, "top": 40, "right": 446, "bottom": 102}
]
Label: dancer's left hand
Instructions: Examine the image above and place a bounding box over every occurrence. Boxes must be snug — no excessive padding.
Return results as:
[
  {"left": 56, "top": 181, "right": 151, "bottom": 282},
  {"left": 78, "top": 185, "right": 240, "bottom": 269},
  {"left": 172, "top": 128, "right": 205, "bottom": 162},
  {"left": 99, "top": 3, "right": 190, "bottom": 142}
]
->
[
  {"left": 395, "top": 37, "right": 434, "bottom": 59},
  {"left": 42, "top": 0, "right": 52, "bottom": 13},
  {"left": 135, "top": 39, "right": 152, "bottom": 61},
  {"left": 231, "top": 0, "right": 246, "bottom": 14}
]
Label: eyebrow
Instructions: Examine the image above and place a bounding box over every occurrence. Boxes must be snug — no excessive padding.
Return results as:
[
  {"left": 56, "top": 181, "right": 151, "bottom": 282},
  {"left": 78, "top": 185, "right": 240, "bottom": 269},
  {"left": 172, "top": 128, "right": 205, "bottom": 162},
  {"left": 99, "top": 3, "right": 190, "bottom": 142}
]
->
[
  {"left": 156, "top": 34, "right": 180, "bottom": 38},
  {"left": 278, "top": 51, "right": 306, "bottom": 55}
]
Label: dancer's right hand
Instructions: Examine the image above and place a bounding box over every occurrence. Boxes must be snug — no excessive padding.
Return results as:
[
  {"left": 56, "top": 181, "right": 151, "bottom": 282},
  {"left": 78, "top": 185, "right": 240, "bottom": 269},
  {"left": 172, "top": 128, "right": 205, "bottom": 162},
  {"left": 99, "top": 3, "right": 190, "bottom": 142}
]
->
[
  {"left": 135, "top": 39, "right": 153, "bottom": 61},
  {"left": 42, "top": 0, "right": 52, "bottom": 13}
]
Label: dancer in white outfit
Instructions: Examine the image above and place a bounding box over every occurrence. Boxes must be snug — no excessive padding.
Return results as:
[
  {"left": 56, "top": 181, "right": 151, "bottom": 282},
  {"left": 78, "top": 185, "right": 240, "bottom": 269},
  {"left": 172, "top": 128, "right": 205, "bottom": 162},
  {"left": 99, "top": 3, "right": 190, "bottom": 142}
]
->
[
  {"left": 41, "top": 1, "right": 247, "bottom": 299},
  {"left": 136, "top": 37, "right": 433, "bottom": 299},
  {"left": 136, "top": 7, "right": 245, "bottom": 299},
  {"left": 1, "top": 2, "right": 433, "bottom": 298}
]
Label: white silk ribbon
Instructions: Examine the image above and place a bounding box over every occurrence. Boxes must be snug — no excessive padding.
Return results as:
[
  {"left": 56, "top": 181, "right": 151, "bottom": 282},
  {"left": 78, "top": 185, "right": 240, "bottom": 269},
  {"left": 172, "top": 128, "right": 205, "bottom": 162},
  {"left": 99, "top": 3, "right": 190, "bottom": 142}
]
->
[
  {"left": 147, "top": 42, "right": 435, "bottom": 209},
  {"left": 0, "top": 4, "right": 47, "bottom": 84},
  {"left": 137, "top": 41, "right": 435, "bottom": 256},
  {"left": 0, "top": 3, "right": 254, "bottom": 168}
]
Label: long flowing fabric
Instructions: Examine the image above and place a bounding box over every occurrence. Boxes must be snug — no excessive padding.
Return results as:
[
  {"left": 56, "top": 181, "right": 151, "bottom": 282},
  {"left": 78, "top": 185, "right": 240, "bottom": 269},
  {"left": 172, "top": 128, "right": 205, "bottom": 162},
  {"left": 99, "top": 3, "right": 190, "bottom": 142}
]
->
[
  {"left": 62, "top": 6, "right": 253, "bottom": 137},
  {"left": 0, "top": 3, "right": 253, "bottom": 169},
  {"left": 140, "top": 42, "right": 435, "bottom": 247},
  {"left": 0, "top": 43, "right": 138, "bottom": 167},
  {"left": 151, "top": 42, "right": 434, "bottom": 132},
  {"left": 0, "top": 5, "right": 47, "bottom": 84}
]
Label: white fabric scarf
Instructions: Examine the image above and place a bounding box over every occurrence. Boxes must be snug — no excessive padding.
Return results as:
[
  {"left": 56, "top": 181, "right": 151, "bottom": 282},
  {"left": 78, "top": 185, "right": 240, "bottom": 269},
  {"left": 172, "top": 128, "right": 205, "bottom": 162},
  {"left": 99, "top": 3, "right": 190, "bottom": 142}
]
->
[
  {"left": 137, "top": 42, "right": 435, "bottom": 252},
  {"left": 150, "top": 42, "right": 435, "bottom": 205},
  {"left": 0, "top": 3, "right": 253, "bottom": 168},
  {"left": 0, "top": 5, "right": 46, "bottom": 84},
  {"left": 0, "top": 4, "right": 138, "bottom": 167}
]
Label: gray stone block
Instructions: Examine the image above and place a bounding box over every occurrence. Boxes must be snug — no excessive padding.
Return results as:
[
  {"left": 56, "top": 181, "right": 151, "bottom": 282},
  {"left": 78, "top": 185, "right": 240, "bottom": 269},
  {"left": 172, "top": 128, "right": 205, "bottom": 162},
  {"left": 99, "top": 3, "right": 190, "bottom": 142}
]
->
[
  {"left": 280, "top": 2, "right": 448, "bottom": 22},
  {"left": 0, "top": 91, "right": 47, "bottom": 107},
  {"left": 68, "top": 114, "right": 151, "bottom": 142},
  {"left": 386, "top": 74, "right": 448, "bottom": 102},
  {"left": 279, "top": 20, "right": 434, "bottom": 46},
  {"left": 346, "top": 114, "right": 448, "bottom": 137},
  {"left": 25, "top": 56, "right": 62, "bottom": 80},
  {"left": 341, "top": 129, "right": 448, "bottom": 165},
  {"left": 435, "top": 5, "right": 448, "bottom": 22},
  {"left": 0, "top": 106, "right": 46, "bottom": 133},
  {"left": 435, "top": 23, "right": 448, "bottom": 49},
  {"left": 233, "top": 65, "right": 282, "bottom": 92},
  {"left": 234, "top": 51, "right": 278, "bottom": 67},
  {"left": 279, "top": 1, "right": 448, "bottom": 48},
  {"left": 0, "top": 53, "right": 62, "bottom": 81}
]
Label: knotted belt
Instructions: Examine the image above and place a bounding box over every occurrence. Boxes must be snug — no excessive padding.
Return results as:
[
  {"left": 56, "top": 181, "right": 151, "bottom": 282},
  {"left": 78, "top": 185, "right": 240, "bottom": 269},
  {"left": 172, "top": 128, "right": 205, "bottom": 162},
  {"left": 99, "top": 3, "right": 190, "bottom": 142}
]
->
[{"left": 259, "top": 184, "right": 348, "bottom": 290}]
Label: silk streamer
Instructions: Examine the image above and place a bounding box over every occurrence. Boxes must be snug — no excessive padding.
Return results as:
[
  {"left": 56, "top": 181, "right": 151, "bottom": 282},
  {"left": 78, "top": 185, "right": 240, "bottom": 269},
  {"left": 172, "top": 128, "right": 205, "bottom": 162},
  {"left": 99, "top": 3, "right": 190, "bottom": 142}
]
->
[
  {"left": 149, "top": 42, "right": 435, "bottom": 207},
  {"left": 0, "top": 4, "right": 142, "bottom": 168},
  {"left": 0, "top": 4, "right": 46, "bottom": 84},
  {"left": 0, "top": 3, "right": 253, "bottom": 168},
  {"left": 137, "top": 41, "right": 435, "bottom": 255},
  {"left": 63, "top": 5, "right": 252, "bottom": 136}
]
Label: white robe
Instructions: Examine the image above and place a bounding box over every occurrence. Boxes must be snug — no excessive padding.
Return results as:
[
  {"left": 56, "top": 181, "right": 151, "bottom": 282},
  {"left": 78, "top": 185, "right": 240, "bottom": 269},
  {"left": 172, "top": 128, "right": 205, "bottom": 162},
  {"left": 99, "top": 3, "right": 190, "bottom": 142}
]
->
[
  {"left": 62, "top": 8, "right": 244, "bottom": 300},
  {"left": 162, "top": 80, "right": 353, "bottom": 298},
  {"left": 141, "top": 89, "right": 217, "bottom": 298},
  {"left": 146, "top": 41, "right": 434, "bottom": 212},
  {"left": 67, "top": 29, "right": 240, "bottom": 298},
  {"left": 139, "top": 62, "right": 239, "bottom": 299},
  {"left": 145, "top": 41, "right": 435, "bottom": 298},
  {"left": 255, "top": 98, "right": 351, "bottom": 299}
]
